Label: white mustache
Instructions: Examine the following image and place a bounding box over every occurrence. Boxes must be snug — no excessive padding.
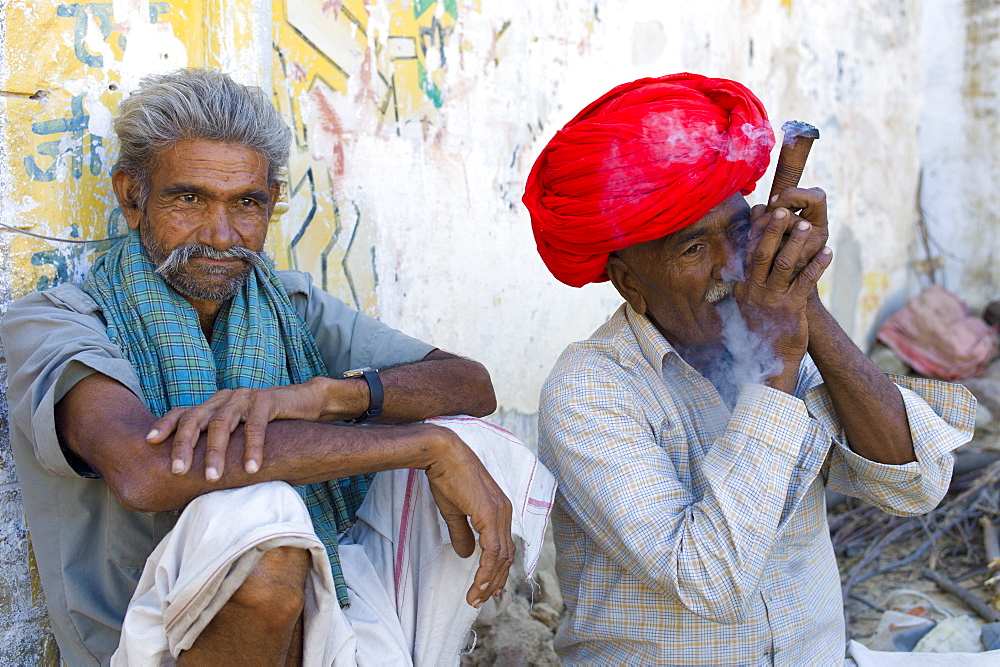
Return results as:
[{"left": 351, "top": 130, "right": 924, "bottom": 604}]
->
[
  {"left": 706, "top": 282, "right": 734, "bottom": 304},
  {"left": 154, "top": 244, "right": 261, "bottom": 276}
]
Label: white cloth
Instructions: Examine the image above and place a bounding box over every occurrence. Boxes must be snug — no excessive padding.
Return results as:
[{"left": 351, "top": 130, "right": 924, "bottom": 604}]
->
[
  {"left": 112, "top": 416, "right": 555, "bottom": 665},
  {"left": 848, "top": 639, "right": 1000, "bottom": 666}
]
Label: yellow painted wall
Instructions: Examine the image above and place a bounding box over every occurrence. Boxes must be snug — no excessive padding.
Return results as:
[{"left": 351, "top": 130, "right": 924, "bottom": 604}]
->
[
  {"left": 3, "top": 0, "right": 460, "bottom": 306},
  {"left": 268, "top": 0, "right": 464, "bottom": 312}
]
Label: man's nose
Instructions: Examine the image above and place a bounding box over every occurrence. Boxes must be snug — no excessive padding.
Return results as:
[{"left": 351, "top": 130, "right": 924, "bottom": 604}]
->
[
  {"left": 714, "top": 239, "right": 742, "bottom": 281},
  {"left": 197, "top": 204, "right": 239, "bottom": 250}
]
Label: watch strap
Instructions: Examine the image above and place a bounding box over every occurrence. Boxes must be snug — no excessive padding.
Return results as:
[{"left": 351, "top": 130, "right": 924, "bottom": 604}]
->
[{"left": 352, "top": 368, "right": 383, "bottom": 423}]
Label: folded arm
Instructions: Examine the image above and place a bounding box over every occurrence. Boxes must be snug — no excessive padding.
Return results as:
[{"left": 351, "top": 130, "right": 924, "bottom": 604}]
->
[
  {"left": 149, "top": 348, "right": 496, "bottom": 480},
  {"left": 274, "top": 348, "right": 495, "bottom": 425},
  {"left": 56, "top": 372, "right": 512, "bottom": 606}
]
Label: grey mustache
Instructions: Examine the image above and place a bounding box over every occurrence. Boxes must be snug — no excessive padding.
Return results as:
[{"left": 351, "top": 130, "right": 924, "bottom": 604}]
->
[
  {"left": 155, "top": 244, "right": 261, "bottom": 275},
  {"left": 706, "top": 282, "right": 734, "bottom": 304}
]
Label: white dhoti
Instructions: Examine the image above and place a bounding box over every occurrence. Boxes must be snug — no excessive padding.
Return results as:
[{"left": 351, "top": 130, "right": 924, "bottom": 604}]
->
[{"left": 112, "top": 417, "right": 555, "bottom": 666}]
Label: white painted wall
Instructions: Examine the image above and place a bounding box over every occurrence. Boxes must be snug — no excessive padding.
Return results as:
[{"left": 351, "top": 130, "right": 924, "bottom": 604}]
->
[
  {"left": 920, "top": 0, "right": 1000, "bottom": 311},
  {"left": 341, "top": 0, "right": 930, "bottom": 425}
]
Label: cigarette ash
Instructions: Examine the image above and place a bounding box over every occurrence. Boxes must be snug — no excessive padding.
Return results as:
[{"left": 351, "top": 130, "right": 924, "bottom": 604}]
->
[{"left": 780, "top": 120, "right": 820, "bottom": 146}]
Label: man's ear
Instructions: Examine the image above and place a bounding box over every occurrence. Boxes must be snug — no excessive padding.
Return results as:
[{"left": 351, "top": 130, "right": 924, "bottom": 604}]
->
[
  {"left": 111, "top": 170, "right": 142, "bottom": 230},
  {"left": 267, "top": 181, "right": 282, "bottom": 218},
  {"left": 606, "top": 253, "right": 648, "bottom": 315}
]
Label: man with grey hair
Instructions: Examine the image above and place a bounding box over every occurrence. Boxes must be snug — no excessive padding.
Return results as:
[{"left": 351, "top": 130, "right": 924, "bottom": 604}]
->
[{"left": 1, "top": 68, "right": 553, "bottom": 665}]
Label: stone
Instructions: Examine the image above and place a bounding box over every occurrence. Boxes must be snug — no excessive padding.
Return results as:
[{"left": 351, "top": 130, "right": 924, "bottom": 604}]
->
[
  {"left": 529, "top": 602, "right": 560, "bottom": 629},
  {"left": 868, "top": 343, "right": 912, "bottom": 376},
  {"left": 462, "top": 596, "right": 560, "bottom": 666},
  {"left": 534, "top": 569, "right": 563, "bottom": 612}
]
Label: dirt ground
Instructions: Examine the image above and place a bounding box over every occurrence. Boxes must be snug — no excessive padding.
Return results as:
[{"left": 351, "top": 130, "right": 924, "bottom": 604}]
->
[{"left": 839, "top": 423, "right": 1000, "bottom": 650}]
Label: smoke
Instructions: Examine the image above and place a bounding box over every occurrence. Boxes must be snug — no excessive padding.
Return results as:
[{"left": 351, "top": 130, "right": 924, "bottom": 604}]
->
[
  {"left": 597, "top": 112, "right": 706, "bottom": 220},
  {"left": 706, "top": 299, "right": 785, "bottom": 408},
  {"left": 596, "top": 112, "right": 774, "bottom": 220},
  {"left": 702, "top": 228, "right": 785, "bottom": 408},
  {"left": 640, "top": 111, "right": 712, "bottom": 166},
  {"left": 724, "top": 121, "right": 776, "bottom": 163}
]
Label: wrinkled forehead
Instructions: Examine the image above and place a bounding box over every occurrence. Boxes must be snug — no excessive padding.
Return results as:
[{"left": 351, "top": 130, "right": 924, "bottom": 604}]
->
[
  {"left": 665, "top": 195, "right": 751, "bottom": 245},
  {"left": 150, "top": 139, "right": 272, "bottom": 187}
]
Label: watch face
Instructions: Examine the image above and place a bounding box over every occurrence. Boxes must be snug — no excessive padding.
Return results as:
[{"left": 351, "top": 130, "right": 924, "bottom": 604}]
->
[{"left": 341, "top": 366, "right": 373, "bottom": 378}]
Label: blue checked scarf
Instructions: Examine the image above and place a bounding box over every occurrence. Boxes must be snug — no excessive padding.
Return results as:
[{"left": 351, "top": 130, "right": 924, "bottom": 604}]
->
[{"left": 84, "top": 229, "right": 370, "bottom": 606}]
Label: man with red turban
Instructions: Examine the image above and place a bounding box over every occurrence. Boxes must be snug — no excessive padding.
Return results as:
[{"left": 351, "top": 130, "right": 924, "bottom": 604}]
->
[{"left": 526, "top": 73, "right": 974, "bottom": 663}]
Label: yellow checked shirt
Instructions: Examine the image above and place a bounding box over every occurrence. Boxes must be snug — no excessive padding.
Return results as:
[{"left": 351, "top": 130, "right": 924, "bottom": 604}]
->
[{"left": 538, "top": 304, "right": 975, "bottom": 665}]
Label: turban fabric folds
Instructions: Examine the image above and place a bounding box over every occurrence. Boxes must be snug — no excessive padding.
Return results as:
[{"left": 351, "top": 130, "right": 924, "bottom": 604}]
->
[{"left": 522, "top": 73, "right": 775, "bottom": 287}]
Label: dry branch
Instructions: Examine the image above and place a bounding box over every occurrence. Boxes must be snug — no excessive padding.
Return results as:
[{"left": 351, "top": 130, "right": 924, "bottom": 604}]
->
[
  {"left": 834, "top": 461, "right": 1000, "bottom": 629},
  {"left": 922, "top": 567, "right": 1000, "bottom": 623}
]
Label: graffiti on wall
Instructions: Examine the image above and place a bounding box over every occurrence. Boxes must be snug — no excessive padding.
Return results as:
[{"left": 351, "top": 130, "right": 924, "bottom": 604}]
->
[
  {"left": 269, "top": 0, "right": 463, "bottom": 314},
  {"left": 2, "top": 0, "right": 199, "bottom": 297},
  {"left": 4, "top": 0, "right": 468, "bottom": 314}
]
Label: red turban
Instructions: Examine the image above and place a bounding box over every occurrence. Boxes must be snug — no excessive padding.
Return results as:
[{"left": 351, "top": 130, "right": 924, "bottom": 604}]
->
[{"left": 522, "top": 73, "right": 774, "bottom": 287}]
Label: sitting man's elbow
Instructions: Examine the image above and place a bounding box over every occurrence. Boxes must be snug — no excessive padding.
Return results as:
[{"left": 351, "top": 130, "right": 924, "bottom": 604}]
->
[
  {"left": 470, "top": 363, "right": 498, "bottom": 417},
  {"left": 106, "top": 467, "right": 182, "bottom": 513},
  {"left": 109, "top": 476, "right": 155, "bottom": 512},
  {"left": 110, "top": 479, "right": 155, "bottom": 512}
]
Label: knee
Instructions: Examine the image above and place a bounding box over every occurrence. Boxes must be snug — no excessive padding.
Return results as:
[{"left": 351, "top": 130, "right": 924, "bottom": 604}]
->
[{"left": 228, "top": 546, "right": 310, "bottom": 630}]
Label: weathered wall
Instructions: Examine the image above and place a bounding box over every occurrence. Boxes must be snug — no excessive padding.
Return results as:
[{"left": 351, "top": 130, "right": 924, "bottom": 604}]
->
[
  {"left": 0, "top": 0, "right": 977, "bottom": 660},
  {"left": 920, "top": 0, "right": 1000, "bottom": 311}
]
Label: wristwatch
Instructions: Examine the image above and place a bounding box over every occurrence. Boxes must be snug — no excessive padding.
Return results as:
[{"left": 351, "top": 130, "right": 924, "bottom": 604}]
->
[{"left": 341, "top": 367, "right": 383, "bottom": 423}]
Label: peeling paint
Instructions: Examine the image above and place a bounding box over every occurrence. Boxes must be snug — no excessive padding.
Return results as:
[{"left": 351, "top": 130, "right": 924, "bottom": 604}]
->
[{"left": 920, "top": 0, "right": 1000, "bottom": 310}]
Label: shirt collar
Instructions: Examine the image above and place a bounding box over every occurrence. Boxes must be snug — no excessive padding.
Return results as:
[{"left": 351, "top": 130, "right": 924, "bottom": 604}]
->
[{"left": 623, "top": 303, "right": 679, "bottom": 372}]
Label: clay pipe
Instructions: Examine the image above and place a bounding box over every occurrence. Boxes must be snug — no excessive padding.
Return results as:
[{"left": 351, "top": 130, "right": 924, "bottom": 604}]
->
[{"left": 766, "top": 120, "right": 820, "bottom": 210}]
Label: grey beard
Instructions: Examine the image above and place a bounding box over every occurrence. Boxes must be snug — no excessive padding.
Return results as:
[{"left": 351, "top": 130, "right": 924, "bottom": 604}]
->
[{"left": 140, "top": 226, "right": 260, "bottom": 301}]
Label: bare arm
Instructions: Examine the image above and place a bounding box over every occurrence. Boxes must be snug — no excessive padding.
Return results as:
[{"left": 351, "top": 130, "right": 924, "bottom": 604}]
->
[
  {"left": 805, "top": 297, "right": 915, "bottom": 464},
  {"left": 750, "top": 188, "right": 915, "bottom": 465},
  {"left": 368, "top": 348, "right": 497, "bottom": 423},
  {"left": 150, "top": 348, "right": 496, "bottom": 480},
  {"left": 55, "top": 372, "right": 513, "bottom": 606},
  {"left": 239, "top": 348, "right": 495, "bottom": 424}
]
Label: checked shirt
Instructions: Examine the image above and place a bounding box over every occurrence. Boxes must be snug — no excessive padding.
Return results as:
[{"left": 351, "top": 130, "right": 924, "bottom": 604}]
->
[{"left": 539, "top": 304, "right": 975, "bottom": 665}]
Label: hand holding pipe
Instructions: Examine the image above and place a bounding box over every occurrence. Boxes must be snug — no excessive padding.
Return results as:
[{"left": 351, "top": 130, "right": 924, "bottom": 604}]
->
[{"left": 766, "top": 120, "right": 820, "bottom": 211}]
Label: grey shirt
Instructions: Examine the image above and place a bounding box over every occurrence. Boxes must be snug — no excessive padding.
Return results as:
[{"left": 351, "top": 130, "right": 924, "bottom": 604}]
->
[{"left": 1, "top": 271, "right": 433, "bottom": 666}]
